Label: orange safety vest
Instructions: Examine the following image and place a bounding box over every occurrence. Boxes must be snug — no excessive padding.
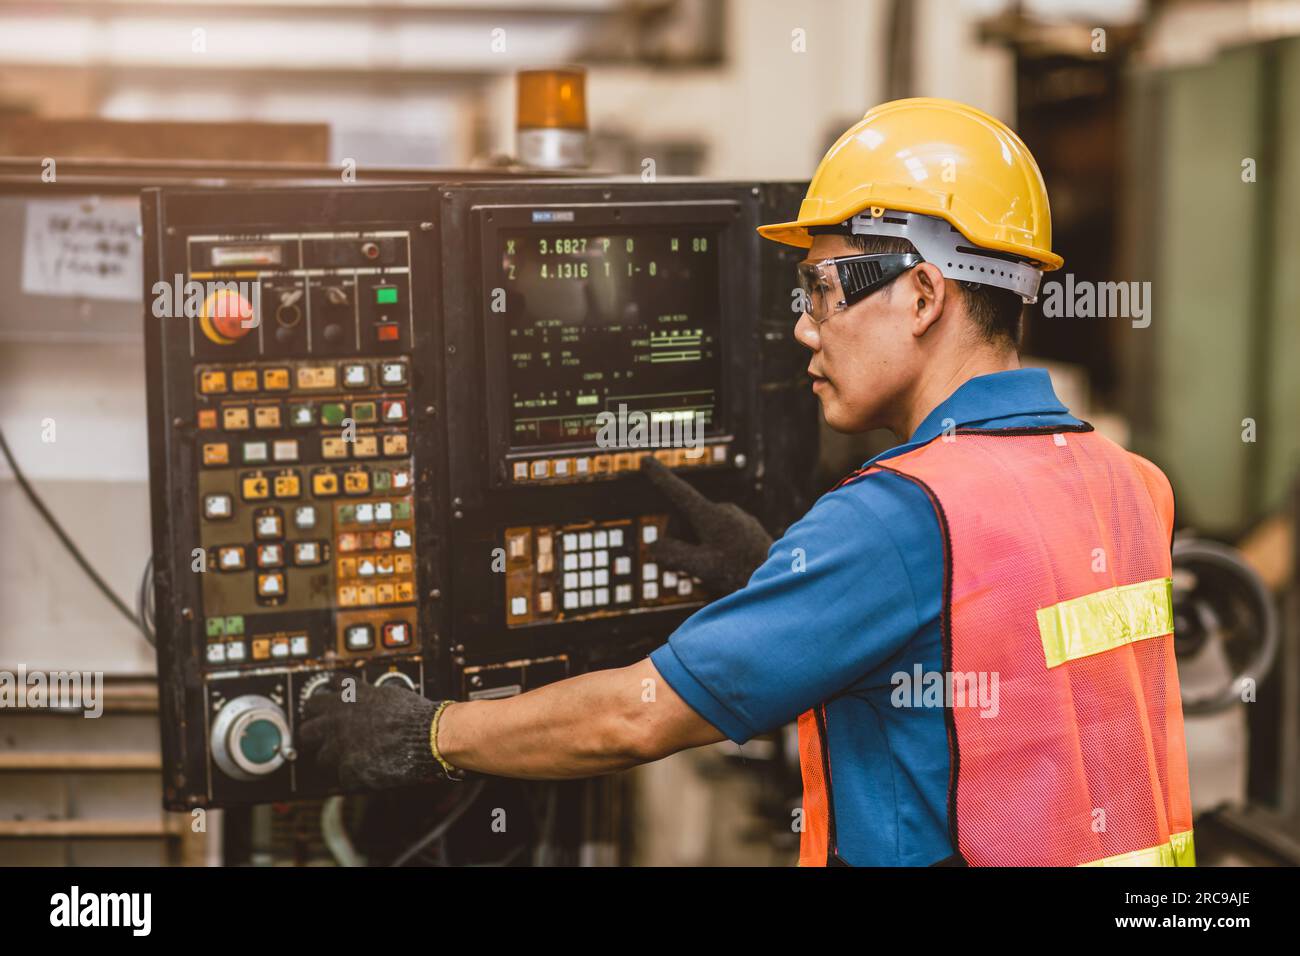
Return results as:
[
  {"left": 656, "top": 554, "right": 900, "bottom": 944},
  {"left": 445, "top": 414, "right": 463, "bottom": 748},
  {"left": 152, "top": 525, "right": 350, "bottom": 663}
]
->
[{"left": 798, "top": 424, "right": 1194, "bottom": 866}]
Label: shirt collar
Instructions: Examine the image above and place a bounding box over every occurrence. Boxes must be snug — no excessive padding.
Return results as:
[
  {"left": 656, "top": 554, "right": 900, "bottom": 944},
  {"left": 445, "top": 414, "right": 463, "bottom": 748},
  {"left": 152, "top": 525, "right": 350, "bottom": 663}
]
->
[{"left": 869, "top": 367, "right": 1070, "bottom": 466}]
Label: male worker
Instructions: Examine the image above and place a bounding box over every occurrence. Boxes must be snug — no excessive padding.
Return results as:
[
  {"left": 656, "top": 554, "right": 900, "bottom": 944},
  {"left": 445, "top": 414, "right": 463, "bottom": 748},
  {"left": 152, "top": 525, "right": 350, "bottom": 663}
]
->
[{"left": 301, "top": 97, "right": 1194, "bottom": 867}]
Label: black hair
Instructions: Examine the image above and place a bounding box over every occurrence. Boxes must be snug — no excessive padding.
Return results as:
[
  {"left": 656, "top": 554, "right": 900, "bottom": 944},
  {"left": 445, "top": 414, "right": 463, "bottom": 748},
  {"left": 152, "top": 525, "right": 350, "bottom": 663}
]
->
[{"left": 841, "top": 233, "right": 1023, "bottom": 347}]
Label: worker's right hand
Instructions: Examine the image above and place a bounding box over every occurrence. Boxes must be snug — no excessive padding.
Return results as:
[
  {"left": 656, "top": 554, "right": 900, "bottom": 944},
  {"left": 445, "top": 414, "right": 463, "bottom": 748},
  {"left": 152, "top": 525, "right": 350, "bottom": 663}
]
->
[{"left": 640, "top": 456, "right": 773, "bottom": 598}]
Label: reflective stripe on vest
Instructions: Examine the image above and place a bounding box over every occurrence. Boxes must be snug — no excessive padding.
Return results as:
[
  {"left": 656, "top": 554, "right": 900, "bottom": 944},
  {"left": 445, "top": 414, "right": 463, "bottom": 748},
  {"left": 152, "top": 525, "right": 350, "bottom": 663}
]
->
[{"left": 796, "top": 426, "right": 1194, "bottom": 867}]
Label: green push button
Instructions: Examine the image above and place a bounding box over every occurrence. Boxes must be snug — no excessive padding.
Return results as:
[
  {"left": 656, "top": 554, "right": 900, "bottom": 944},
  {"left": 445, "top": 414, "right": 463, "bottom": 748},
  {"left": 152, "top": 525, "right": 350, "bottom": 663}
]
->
[
  {"left": 393, "top": 501, "right": 411, "bottom": 520},
  {"left": 339, "top": 505, "right": 356, "bottom": 524},
  {"left": 206, "top": 617, "right": 225, "bottom": 638},
  {"left": 372, "top": 470, "right": 392, "bottom": 492},
  {"left": 320, "top": 403, "right": 347, "bottom": 426},
  {"left": 375, "top": 286, "right": 398, "bottom": 305},
  {"left": 352, "top": 401, "right": 377, "bottom": 424},
  {"left": 224, "top": 615, "right": 244, "bottom": 636},
  {"left": 239, "top": 719, "right": 282, "bottom": 766}
]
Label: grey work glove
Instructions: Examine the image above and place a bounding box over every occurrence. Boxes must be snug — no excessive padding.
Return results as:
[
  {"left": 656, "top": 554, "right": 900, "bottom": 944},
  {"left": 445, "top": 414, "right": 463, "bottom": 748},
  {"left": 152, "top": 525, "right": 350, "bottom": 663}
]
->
[
  {"left": 298, "top": 675, "right": 444, "bottom": 791},
  {"left": 640, "top": 456, "right": 773, "bottom": 597}
]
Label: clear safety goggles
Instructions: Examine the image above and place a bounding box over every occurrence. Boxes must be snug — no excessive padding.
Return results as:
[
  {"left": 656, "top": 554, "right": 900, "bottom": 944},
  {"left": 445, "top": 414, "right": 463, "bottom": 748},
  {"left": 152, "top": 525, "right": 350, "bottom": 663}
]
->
[{"left": 795, "top": 252, "right": 923, "bottom": 324}]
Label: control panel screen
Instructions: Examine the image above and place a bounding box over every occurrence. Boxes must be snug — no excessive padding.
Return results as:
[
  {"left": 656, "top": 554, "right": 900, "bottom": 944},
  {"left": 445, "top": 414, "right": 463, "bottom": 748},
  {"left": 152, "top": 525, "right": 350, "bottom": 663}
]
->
[{"left": 498, "top": 229, "right": 723, "bottom": 450}]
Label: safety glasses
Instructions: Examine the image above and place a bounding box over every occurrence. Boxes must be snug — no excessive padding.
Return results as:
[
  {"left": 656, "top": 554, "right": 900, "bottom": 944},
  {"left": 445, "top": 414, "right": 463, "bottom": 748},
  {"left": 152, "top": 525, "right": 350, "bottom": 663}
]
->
[{"left": 795, "top": 252, "right": 923, "bottom": 324}]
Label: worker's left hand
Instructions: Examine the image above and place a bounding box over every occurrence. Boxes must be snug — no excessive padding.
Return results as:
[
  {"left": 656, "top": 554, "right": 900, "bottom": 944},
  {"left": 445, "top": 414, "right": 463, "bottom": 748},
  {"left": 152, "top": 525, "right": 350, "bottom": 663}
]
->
[{"left": 297, "top": 676, "right": 443, "bottom": 791}]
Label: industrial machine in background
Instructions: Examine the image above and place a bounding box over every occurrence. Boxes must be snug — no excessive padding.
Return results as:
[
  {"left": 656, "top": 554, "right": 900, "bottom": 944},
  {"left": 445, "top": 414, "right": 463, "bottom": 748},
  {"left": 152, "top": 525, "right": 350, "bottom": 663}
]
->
[{"left": 140, "top": 179, "right": 814, "bottom": 813}]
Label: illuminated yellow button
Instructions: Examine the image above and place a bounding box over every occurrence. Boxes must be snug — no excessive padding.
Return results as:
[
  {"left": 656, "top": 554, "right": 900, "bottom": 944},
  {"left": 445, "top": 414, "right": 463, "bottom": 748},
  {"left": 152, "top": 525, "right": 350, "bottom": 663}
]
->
[
  {"left": 592, "top": 455, "right": 612, "bottom": 474},
  {"left": 251, "top": 638, "right": 271, "bottom": 660},
  {"left": 382, "top": 433, "right": 408, "bottom": 457},
  {"left": 296, "top": 366, "right": 338, "bottom": 390},
  {"left": 273, "top": 473, "right": 301, "bottom": 498},
  {"left": 312, "top": 471, "right": 339, "bottom": 496},
  {"left": 394, "top": 554, "right": 413, "bottom": 575},
  {"left": 199, "top": 370, "right": 228, "bottom": 394},
  {"left": 343, "top": 471, "right": 370, "bottom": 495},
  {"left": 353, "top": 435, "right": 379, "bottom": 459},
  {"left": 262, "top": 367, "right": 290, "bottom": 391},
  {"left": 241, "top": 474, "right": 270, "bottom": 500},
  {"left": 337, "top": 586, "right": 358, "bottom": 607},
  {"left": 321, "top": 437, "right": 349, "bottom": 460},
  {"left": 357, "top": 585, "right": 377, "bottom": 607},
  {"left": 254, "top": 405, "right": 281, "bottom": 429},
  {"left": 338, "top": 557, "right": 357, "bottom": 578},
  {"left": 202, "top": 443, "right": 230, "bottom": 466},
  {"left": 396, "top": 581, "right": 415, "bottom": 602},
  {"left": 376, "top": 583, "right": 396, "bottom": 604},
  {"left": 256, "top": 572, "right": 285, "bottom": 598},
  {"left": 197, "top": 409, "right": 218, "bottom": 430},
  {"left": 232, "top": 369, "right": 259, "bottom": 393}
]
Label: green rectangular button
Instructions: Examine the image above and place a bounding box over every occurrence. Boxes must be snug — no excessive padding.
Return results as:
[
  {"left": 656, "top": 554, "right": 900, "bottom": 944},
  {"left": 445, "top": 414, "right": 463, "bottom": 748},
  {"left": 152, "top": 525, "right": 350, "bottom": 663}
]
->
[
  {"left": 206, "top": 617, "right": 225, "bottom": 638},
  {"left": 375, "top": 287, "right": 398, "bottom": 305},
  {"left": 224, "top": 615, "right": 244, "bottom": 636}
]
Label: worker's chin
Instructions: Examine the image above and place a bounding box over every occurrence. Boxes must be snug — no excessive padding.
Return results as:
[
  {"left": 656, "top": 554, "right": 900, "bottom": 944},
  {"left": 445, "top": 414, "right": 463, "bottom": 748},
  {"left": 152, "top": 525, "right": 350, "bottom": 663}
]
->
[
  {"left": 818, "top": 396, "right": 857, "bottom": 434},
  {"left": 819, "top": 394, "right": 876, "bottom": 435}
]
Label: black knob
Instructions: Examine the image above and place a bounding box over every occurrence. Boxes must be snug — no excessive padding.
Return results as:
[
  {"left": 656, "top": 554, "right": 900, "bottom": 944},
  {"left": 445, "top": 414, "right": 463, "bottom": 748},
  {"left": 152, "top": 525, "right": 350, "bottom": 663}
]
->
[{"left": 323, "top": 323, "right": 344, "bottom": 343}]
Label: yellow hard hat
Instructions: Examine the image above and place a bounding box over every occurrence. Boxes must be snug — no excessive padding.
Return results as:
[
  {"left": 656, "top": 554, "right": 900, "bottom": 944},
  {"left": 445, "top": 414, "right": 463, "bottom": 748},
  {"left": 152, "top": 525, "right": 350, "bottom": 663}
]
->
[{"left": 759, "top": 97, "right": 1063, "bottom": 272}]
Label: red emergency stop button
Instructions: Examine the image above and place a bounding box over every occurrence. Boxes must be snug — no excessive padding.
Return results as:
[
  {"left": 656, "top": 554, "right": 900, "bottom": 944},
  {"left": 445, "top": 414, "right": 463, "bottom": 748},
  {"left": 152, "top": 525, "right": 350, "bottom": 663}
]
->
[{"left": 200, "top": 288, "right": 256, "bottom": 345}]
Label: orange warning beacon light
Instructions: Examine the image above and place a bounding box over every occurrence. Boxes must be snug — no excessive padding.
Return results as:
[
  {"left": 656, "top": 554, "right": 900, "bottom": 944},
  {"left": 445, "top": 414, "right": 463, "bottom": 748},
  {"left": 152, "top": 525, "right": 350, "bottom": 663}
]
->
[{"left": 516, "top": 68, "right": 590, "bottom": 169}]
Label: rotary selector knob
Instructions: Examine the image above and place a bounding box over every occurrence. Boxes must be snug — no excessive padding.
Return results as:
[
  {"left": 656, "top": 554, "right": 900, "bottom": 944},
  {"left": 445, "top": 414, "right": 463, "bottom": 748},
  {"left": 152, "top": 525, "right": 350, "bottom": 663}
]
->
[
  {"left": 373, "top": 671, "right": 416, "bottom": 692},
  {"left": 210, "top": 694, "right": 293, "bottom": 781}
]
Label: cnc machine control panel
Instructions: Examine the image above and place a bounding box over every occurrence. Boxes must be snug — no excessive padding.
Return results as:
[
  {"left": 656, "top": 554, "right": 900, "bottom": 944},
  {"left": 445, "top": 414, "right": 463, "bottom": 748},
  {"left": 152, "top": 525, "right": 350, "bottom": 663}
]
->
[{"left": 144, "top": 180, "right": 811, "bottom": 809}]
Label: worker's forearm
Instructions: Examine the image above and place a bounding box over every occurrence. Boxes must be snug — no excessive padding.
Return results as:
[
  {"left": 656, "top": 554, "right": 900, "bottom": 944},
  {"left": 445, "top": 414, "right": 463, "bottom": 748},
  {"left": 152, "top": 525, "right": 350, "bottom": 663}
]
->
[{"left": 437, "top": 658, "right": 722, "bottom": 779}]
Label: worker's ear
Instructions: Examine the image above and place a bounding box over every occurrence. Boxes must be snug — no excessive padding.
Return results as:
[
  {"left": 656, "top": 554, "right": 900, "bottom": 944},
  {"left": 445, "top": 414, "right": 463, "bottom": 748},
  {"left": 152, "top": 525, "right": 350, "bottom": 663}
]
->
[{"left": 904, "top": 262, "right": 947, "bottom": 338}]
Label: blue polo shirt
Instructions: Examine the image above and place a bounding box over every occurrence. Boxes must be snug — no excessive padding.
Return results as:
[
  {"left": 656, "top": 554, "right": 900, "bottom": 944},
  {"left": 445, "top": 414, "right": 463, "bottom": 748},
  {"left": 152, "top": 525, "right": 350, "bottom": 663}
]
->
[{"left": 650, "top": 368, "right": 1083, "bottom": 866}]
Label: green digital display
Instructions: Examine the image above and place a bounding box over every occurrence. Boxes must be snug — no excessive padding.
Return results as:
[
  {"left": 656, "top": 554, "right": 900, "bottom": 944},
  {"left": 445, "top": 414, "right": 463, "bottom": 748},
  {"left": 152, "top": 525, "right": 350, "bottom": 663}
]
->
[
  {"left": 500, "top": 228, "right": 722, "bottom": 448},
  {"left": 375, "top": 286, "right": 398, "bottom": 304}
]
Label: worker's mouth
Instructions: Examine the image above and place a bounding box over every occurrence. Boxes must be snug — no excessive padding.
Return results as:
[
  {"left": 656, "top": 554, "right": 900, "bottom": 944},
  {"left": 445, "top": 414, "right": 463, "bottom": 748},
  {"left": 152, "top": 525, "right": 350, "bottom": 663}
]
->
[{"left": 809, "top": 370, "right": 829, "bottom": 391}]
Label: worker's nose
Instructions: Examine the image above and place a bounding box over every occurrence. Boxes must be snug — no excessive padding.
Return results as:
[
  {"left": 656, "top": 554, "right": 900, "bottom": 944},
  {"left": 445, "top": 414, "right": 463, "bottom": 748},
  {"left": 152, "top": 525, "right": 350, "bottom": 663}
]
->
[{"left": 794, "top": 312, "right": 820, "bottom": 351}]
